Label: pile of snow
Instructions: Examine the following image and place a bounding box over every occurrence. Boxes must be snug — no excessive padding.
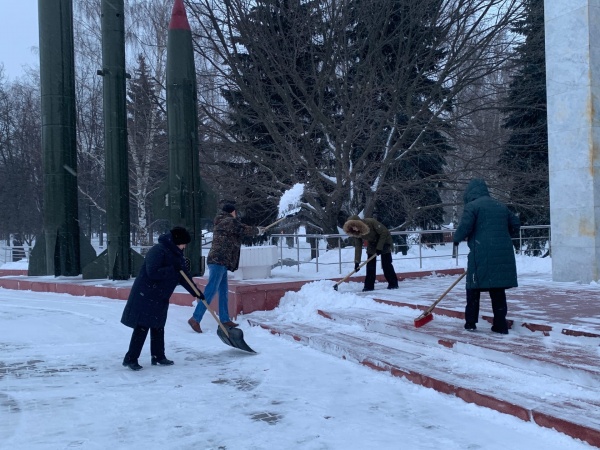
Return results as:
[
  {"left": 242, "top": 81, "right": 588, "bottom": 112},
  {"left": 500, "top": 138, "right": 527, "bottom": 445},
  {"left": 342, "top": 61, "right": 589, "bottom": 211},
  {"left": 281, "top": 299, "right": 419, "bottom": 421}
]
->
[{"left": 278, "top": 183, "right": 304, "bottom": 218}]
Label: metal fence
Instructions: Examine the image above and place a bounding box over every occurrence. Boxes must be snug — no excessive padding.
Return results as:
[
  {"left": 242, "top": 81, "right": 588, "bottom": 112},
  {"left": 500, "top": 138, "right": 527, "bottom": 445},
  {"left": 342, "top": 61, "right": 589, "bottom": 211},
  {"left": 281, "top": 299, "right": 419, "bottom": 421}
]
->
[
  {"left": 267, "top": 225, "right": 551, "bottom": 274},
  {"left": 0, "top": 225, "right": 550, "bottom": 274},
  {"left": 1, "top": 246, "right": 29, "bottom": 265}
]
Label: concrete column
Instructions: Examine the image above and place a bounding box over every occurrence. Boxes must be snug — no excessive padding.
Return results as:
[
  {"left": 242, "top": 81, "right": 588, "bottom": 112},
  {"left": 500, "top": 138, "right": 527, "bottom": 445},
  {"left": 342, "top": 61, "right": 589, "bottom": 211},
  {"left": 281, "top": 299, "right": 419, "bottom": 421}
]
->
[{"left": 545, "top": 1, "right": 600, "bottom": 282}]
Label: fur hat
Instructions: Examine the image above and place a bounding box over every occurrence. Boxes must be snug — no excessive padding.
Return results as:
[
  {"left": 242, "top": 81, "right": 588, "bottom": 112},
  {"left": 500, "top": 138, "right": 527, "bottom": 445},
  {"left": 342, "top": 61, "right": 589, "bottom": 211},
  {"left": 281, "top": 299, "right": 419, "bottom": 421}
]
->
[
  {"left": 170, "top": 226, "right": 191, "bottom": 245},
  {"left": 343, "top": 217, "right": 369, "bottom": 237},
  {"left": 222, "top": 203, "right": 236, "bottom": 214}
]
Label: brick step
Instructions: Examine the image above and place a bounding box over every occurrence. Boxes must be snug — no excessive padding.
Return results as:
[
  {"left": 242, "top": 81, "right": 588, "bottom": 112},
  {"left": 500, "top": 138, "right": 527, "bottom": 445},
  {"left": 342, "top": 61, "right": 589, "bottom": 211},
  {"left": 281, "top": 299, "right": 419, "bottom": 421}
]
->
[
  {"left": 370, "top": 297, "right": 600, "bottom": 338},
  {"left": 247, "top": 313, "right": 600, "bottom": 447},
  {"left": 318, "top": 308, "right": 600, "bottom": 385}
]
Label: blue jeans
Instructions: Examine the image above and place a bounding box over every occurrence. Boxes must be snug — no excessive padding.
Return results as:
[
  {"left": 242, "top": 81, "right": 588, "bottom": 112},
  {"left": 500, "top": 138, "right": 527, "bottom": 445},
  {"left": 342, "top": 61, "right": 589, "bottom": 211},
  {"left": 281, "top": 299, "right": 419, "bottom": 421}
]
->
[{"left": 192, "top": 264, "right": 231, "bottom": 323}]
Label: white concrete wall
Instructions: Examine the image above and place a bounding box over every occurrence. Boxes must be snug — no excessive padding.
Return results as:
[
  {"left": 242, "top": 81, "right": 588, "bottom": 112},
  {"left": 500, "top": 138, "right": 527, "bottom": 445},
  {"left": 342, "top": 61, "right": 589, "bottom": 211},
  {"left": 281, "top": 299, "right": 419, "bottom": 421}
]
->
[{"left": 545, "top": 0, "right": 600, "bottom": 282}]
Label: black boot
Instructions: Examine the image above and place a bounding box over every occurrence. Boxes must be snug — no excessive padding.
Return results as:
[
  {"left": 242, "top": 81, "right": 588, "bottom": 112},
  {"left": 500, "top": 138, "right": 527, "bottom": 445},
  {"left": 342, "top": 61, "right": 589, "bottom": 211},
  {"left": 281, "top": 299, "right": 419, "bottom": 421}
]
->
[
  {"left": 491, "top": 325, "right": 509, "bottom": 335},
  {"left": 464, "top": 322, "right": 477, "bottom": 331},
  {"left": 151, "top": 356, "right": 174, "bottom": 366},
  {"left": 122, "top": 355, "right": 143, "bottom": 371}
]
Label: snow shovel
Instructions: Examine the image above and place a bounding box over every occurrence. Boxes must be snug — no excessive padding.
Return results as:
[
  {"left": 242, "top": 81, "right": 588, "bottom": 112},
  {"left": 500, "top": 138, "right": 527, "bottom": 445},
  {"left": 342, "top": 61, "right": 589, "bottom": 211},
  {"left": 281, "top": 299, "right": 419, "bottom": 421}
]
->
[
  {"left": 260, "top": 210, "right": 304, "bottom": 234},
  {"left": 414, "top": 271, "right": 466, "bottom": 328},
  {"left": 261, "top": 214, "right": 295, "bottom": 234},
  {"left": 259, "top": 185, "right": 305, "bottom": 234},
  {"left": 180, "top": 271, "right": 256, "bottom": 353},
  {"left": 333, "top": 254, "right": 377, "bottom": 291}
]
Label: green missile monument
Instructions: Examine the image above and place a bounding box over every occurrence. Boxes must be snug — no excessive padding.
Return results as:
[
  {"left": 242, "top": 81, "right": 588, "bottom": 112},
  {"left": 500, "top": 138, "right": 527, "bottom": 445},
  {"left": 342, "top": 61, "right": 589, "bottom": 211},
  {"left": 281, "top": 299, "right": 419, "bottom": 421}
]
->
[
  {"left": 96, "top": 0, "right": 133, "bottom": 280},
  {"left": 160, "top": 0, "right": 208, "bottom": 275},
  {"left": 29, "top": 0, "right": 81, "bottom": 276}
]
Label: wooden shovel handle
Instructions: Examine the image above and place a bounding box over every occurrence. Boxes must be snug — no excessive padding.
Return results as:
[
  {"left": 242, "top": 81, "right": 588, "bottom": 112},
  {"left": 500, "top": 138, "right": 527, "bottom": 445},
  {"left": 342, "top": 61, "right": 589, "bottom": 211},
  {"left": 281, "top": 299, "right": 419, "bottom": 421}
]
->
[
  {"left": 180, "top": 270, "right": 230, "bottom": 338},
  {"left": 262, "top": 216, "right": 287, "bottom": 232},
  {"left": 263, "top": 209, "right": 303, "bottom": 233},
  {"left": 334, "top": 253, "right": 378, "bottom": 288},
  {"left": 423, "top": 271, "right": 466, "bottom": 315}
]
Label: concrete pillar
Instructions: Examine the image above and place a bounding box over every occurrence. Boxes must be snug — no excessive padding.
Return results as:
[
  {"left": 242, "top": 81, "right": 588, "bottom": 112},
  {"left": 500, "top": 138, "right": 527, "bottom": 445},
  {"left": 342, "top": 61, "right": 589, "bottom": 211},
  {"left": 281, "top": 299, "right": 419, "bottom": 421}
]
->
[{"left": 545, "top": 1, "right": 600, "bottom": 282}]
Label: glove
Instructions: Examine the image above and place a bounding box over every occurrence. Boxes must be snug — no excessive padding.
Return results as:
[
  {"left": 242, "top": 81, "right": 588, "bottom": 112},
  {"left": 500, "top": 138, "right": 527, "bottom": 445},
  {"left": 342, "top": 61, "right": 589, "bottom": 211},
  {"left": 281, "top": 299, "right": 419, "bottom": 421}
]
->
[
  {"left": 376, "top": 250, "right": 382, "bottom": 255},
  {"left": 354, "top": 262, "right": 360, "bottom": 272},
  {"left": 184, "top": 257, "right": 191, "bottom": 272},
  {"left": 257, "top": 226, "right": 266, "bottom": 235}
]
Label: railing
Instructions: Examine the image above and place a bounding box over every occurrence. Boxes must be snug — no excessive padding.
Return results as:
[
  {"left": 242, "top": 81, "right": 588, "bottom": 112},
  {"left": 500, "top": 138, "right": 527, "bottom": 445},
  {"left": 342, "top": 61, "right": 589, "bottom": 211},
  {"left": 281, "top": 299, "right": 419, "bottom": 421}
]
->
[
  {"left": 517, "top": 225, "right": 551, "bottom": 256},
  {"left": 0, "top": 225, "right": 550, "bottom": 273},
  {"left": 267, "top": 225, "right": 551, "bottom": 274},
  {"left": 1, "top": 246, "right": 30, "bottom": 265}
]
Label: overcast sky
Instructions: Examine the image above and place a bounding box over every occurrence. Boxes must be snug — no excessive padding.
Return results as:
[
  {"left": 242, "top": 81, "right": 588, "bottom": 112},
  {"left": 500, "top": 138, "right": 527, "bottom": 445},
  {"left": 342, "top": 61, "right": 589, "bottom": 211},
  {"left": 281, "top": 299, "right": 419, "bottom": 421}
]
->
[{"left": 0, "top": 0, "right": 39, "bottom": 81}]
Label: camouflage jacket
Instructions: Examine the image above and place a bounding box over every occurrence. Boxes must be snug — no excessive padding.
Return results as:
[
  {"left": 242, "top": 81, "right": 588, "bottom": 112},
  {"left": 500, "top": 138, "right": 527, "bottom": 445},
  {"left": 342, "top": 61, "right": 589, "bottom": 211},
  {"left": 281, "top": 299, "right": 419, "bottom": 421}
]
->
[{"left": 207, "top": 212, "right": 259, "bottom": 272}]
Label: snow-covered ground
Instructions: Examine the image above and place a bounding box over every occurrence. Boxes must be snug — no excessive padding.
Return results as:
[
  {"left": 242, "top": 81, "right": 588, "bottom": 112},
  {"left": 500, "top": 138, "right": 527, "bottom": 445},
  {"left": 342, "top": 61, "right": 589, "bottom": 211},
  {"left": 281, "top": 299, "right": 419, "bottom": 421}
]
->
[{"left": 0, "top": 241, "right": 595, "bottom": 449}]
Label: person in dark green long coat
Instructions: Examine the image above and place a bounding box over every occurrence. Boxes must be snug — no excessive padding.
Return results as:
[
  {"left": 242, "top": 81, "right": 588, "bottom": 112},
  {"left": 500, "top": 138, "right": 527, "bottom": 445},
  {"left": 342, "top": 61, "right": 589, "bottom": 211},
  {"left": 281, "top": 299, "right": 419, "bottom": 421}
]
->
[{"left": 453, "top": 179, "right": 520, "bottom": 334}]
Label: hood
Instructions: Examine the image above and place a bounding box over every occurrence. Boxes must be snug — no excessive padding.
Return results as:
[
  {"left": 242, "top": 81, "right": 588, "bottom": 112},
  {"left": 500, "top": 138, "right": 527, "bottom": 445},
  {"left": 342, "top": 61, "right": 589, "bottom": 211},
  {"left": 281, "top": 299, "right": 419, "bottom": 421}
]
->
[
  {"left": 463, "top": 179, "right": 490, "bottom": 204},
  {"left": 343, "top": 217, "right": 369, "bottom": 237}
]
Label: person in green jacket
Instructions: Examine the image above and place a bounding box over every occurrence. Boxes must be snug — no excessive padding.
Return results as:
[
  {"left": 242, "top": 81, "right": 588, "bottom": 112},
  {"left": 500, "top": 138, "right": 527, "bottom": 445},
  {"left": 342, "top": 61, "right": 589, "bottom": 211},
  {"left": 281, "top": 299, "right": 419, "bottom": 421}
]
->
[
  {"left": 343, "top": 216, "right": 399, "bottom": 292},
  {"left": 453, "top": 179, "right": 520, "bottom": 334}
]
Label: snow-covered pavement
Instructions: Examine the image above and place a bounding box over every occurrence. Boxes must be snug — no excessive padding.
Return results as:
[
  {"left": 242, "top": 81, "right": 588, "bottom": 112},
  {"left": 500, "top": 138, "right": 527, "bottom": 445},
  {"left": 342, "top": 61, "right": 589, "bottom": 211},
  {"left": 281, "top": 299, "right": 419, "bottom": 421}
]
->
[{"left": 0, "top": 273, "right": 597, "bottom": 449}]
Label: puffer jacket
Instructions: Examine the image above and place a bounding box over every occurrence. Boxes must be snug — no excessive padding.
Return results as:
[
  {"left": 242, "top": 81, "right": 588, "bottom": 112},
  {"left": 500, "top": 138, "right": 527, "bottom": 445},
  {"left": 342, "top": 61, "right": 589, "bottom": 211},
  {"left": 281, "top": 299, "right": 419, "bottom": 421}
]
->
[
  {"left": 346, "top": 215, "right": 393, "bottom": 263},
  {"left": 121, "top": 232, "right": 198, "bottom": 328},
  {"left": 453, "top": 179, "right": 520, "bottom": 290},
  {"left": 207, "top": 211, "right": 259, "bottom": 272}
]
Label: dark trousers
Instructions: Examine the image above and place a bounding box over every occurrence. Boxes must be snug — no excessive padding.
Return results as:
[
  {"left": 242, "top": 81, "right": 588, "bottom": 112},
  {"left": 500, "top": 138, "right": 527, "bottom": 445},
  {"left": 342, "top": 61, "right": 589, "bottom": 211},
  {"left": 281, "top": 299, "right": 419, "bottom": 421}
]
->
[
  {"left": 465, "top": 288, "right": 508, "bottom": 331},
  {"left": 364, "top": 253, "right": 398, "bottom": 290},
  {"left": 125, "top": 326, "right": 165, "bottom": 361}
]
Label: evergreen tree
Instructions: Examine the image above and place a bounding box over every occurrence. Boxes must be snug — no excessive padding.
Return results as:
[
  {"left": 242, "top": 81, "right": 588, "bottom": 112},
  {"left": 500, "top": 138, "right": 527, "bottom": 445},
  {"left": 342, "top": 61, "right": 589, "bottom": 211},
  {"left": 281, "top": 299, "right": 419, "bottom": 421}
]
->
[
  {"left": 346, "top": 0, "right": 450, "bottom": 230},
  {"left": 191, "top": 0, "right": 523, "bottom": 236},
  {"left": 219, "top": 0, "right": 329, "bottom": 226},
  {"left": 127, "top": 54, "right": 168, "bottom": 245},
  {"left": 500, "top": 0, "right": 548, "bottom": 254}
]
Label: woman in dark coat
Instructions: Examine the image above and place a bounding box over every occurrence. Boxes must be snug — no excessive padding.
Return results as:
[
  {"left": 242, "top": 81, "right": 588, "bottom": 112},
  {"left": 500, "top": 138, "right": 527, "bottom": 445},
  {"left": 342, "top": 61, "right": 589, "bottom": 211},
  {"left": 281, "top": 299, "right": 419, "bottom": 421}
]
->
[
  {"left": 121, "top": 227, "right": 203, "bottom": 370},
  {"left": 453, "top": 179, "right": 520, "bottom": 334}
]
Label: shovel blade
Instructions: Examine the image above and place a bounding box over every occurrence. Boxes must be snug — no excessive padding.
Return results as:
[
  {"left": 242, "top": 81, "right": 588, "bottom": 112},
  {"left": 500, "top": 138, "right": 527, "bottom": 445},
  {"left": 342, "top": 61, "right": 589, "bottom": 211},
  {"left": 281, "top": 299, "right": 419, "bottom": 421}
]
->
[
  {"left": 217, "top": 326, "right": 256, "bottom": 353},
  {"left": 414, "top": 312, "right": 434, "bottom": 328}
]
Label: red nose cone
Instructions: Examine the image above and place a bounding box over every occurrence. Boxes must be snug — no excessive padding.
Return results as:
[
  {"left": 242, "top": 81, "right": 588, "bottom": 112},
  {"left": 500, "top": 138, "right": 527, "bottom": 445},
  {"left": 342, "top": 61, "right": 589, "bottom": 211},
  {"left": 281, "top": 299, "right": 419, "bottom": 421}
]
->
[{"left": 169, "top": 0, "right": 191, "bottom": 30}]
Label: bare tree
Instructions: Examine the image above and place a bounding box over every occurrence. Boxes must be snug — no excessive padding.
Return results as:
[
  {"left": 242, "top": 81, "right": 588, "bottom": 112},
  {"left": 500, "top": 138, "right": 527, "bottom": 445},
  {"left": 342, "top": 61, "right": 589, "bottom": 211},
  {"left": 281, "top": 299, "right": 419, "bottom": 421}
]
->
[
  {"left": 442, "top": 43, "right": 515, "bottom": 225},
  {"left": 73, "top": 0, "right": 107, "bottom": 239},
  {"left": 72, "top": 0, "right": 173, "bottom": 243},
  {"left": 0, "top": 74, "right": 43, "bottom": 243},
  {"left": 187, "top": 0, "right": 524, "bottom": 235},
  {"left": 126, "top": 54, "right": 168, "bottom": 245}
]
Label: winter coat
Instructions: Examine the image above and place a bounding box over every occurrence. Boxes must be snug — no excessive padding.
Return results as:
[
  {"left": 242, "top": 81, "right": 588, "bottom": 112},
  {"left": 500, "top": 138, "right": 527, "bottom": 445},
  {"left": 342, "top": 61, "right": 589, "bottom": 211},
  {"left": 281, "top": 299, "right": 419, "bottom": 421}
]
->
[
  {"left": 453, "top": 179, "right": 520, "bottom": 290},
  {"left": 344, "top": 216, "right": 393, "bottom": 263},
  {"left": 207, "top": 211, "right": 259, "bottom": 272},
  {"left": 121, "top": 232, "right": 198, "bottom": 329}
]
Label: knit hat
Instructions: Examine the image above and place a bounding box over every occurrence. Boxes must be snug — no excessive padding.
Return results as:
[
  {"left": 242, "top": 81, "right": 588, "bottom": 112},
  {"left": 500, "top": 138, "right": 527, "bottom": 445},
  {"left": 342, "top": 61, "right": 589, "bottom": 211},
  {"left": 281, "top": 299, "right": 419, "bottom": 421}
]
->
[
  {"left": 222, "top": 203, "right": 236, "bottom": 214},
  {"left": 170, "top": 226, "right": 191, "bottom": 245}
]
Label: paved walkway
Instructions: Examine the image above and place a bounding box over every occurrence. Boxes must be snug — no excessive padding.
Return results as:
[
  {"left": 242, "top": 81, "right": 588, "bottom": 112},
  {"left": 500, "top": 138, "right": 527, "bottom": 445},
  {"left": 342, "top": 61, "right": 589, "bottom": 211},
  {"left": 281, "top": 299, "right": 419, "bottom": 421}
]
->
[
  {"left": 2, "top": 269, "right": 600, "bottom": 446},
  {"left": 364, "top": 271, "right": 600, "bottom": 338},
  {"left": 246, "top": 271, "right": 600, "bottom": 448}
]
